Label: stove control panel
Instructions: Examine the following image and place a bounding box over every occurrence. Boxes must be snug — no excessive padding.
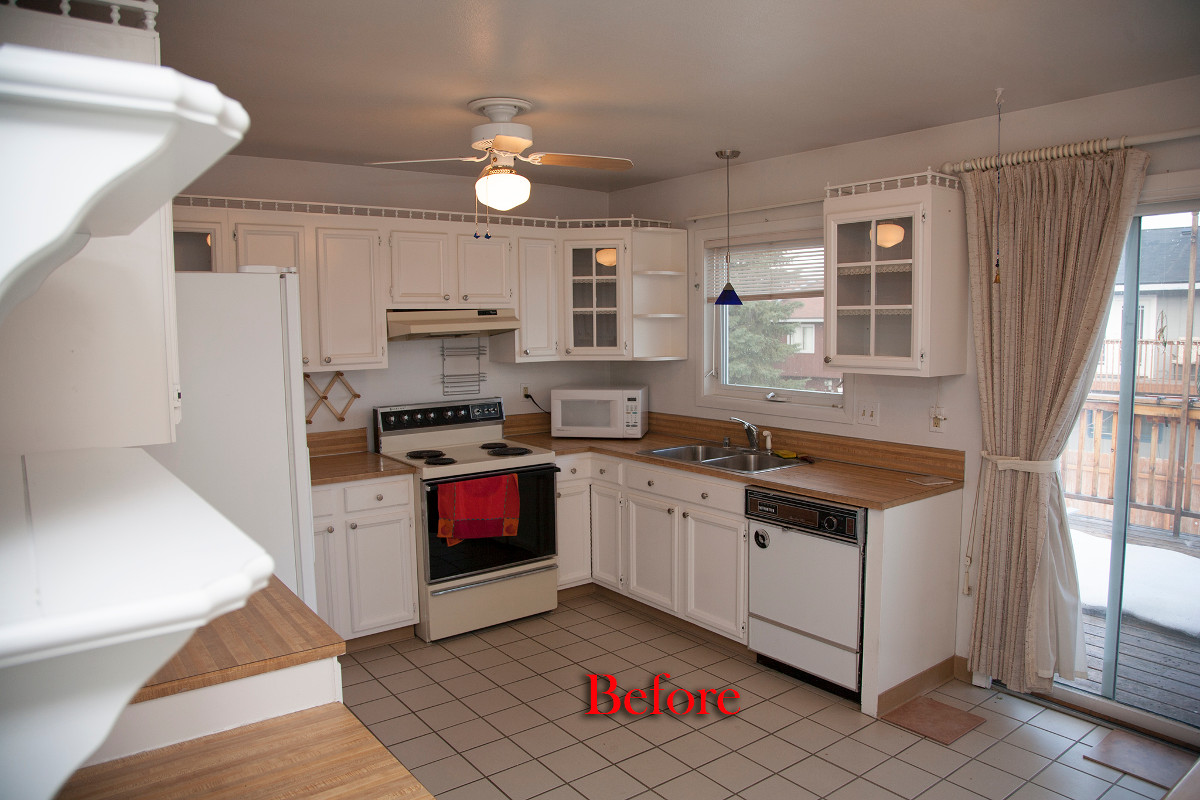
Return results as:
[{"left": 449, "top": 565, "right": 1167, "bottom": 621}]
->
[{"left": 374, "top": 397, "right": 506, "bottom": 434}]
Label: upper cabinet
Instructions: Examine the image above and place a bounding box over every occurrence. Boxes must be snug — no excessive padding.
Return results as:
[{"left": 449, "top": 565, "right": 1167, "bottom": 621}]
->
[
  {"left": 630, "top": 228, "right": 688, "bottom": 361},
  {"left": 386, "top": 223, "right": 514, "bottom": 309},
  {"left": 491, "top": 236, "right": 558, "bottom": 362},
  {"left": 562, "top": 236, "right": 628, "bottom": 359},
  {"left": 822, "top": 173, "right": 967, "bottom": 377},
  {"left": 173, "top": 206, "right": 389, "bottom": 371}
]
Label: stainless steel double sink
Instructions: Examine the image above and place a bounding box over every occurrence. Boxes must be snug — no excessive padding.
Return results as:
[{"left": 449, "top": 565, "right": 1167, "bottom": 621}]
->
[{"left": 635, "top": 443, "right": 811, "bottom": 475}]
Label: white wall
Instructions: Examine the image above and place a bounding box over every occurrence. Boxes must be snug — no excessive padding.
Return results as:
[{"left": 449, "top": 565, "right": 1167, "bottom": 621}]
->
[
  {"left": 609, "top": 75, "right": 1200, "bottom": 660},
  {"left": 184, "top": 155, "right": 612, "bottom": 220}
]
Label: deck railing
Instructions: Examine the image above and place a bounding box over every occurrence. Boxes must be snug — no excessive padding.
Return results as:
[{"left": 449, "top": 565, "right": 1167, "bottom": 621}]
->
[{"left": 1064, "top": 337, "right": 1199, "bottom": 537}]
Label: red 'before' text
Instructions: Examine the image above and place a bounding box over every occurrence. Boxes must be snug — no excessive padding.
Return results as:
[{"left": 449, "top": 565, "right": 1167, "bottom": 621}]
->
[{"left": 586, "top": 673, "right": 740, "bottom": 716}]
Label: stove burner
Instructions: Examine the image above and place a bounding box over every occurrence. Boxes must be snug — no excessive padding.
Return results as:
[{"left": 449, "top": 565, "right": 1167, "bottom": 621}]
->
[
  {"left": 424, "top": 457, "right": 456, "bottom": 466},
  {"left": 487, "top": 447, "right": 532, "bottom": 457},
  {"left": 480, "top": 442, "right": 511, "bottom": 450},
  {"left": 406, "top": 449, "right": 445, "bottom": 459}
]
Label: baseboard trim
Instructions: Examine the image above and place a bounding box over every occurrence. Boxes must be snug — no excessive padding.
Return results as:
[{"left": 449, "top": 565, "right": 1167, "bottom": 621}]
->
[
  {"left": 877, "top": 657, "right": 957, "bottom": 716},
  {"left": 346, "top": 626, "right": 415, "bottom": 653}
]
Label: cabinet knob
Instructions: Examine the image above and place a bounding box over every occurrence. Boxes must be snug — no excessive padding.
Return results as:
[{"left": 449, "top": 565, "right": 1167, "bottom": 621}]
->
[
  {"left": 462, "top": 294, "right": 469, "bottom": 301},
  {"left": 324, "top": 356, "right": 332, "bottom": 364},
  {"left": 556, "top": 491, "right": 562, "bottom": 498},
  {"left": 701, "top": 492, "right": 709, "bottom": 499},
  {"left": 565, "top": 348, "right": 573, "bottom": 354},
  {"left": 824, "top": 355, "right": 832, "bottom": 364},
  {"left": 376, "top": 493, "right": 384, "bottom": 501},
  {"left": 349, "top": 522, "right": 358, "bottom": 530},
  {"left": 599, "top": 468, "right": 606, "bottom": 475},
  {"left": 523, "top": 349, "right": 530, "bottom": 355},
  {"left": 667, "top": 507, "right": 674, "bottom": 514},
  {"left": 682, "top": 511, "right": 690, "bottom": 518},
  {"left": 325, "top": 525, "right": 334, "bottom": 534},
  {"left": 443, "top": 294, "right": 450, "bottom": 301},
  {"left": 303, "top": 357, "right": 309, "bottom": 365},
  {"left": 647, "top": 480, "right": 654, "bottom": 487},
  {"left": 570, "top": 468, "right": 577, "bottom": 474}
]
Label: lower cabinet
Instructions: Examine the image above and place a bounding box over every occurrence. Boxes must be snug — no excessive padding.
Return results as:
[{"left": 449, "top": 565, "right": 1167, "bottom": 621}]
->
[
  {"left": 559, "top": 453, "right": 748, "bottom": 644},
  {"left": 311, "top": 476, "right": 418, "bottom": 640},
  {"left": 554, "top": 456, "right": 592, "bottom": 588}
]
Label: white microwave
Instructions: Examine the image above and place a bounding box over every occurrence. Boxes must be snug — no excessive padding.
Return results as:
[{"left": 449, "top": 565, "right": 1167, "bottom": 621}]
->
[{"left": 550, "top": 385, "right": 648, "bottom": 438}]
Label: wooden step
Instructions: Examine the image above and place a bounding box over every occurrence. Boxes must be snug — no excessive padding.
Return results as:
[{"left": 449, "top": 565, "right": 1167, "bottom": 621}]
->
[
  {"left": 87, "top": 577, "right": 347, "bottom": 765},
  {"left": 57, "top": 703, "right": 433, "bottom": 800}
]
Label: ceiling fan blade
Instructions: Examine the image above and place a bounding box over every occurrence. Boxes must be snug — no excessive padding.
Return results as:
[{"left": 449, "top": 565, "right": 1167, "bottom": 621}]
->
[
  {"left": 525, "top": 152, "right": 633, "bottom": 170},
  {"left": 491, "top": 134, "right": 531, "bottom": 154},
  {"left": 366, "top": 155, "right": 487, "bottom": 166}
]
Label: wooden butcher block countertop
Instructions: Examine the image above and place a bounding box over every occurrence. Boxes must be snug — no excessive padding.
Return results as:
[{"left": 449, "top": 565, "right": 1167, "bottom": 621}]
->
[
  {"left": 511, "top": 429, "right": 963, "bottom": 511},
  {"left": 307, "top": 428, "right": 415, "bottom": 485}
]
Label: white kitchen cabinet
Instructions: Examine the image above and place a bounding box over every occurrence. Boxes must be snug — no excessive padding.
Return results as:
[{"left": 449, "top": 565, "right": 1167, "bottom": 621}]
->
[
  {"left": 315, "top": 227, "right": 387, "bottom": 369},
  {"left": 624, "top": 491, "right": 679, "bottom": 613},
  {"left": 386, "top": 223, "right": 514, "bottom": 309},
  {"left": 554, "top": 455, "right": 592, "bottom": 588},
  {"left": 823, "top": 173, "right": 967, "bottom": 376},
  {"left": 590, "top": 482, "right": 623, "bottom": 593},
  {"left": 310, "top": 476, "right": 418, "bottom": 640},
  {"left": 234, "top": 221, "right": 319, "bottom": 368},
  {"left": 492, "top": 236, "right": 558, "bottom": 362},
  {"left": 387, "top": 229, "right": 452, "bottom": 305},
  {"left": 562, "top": 236, "right": 629, "bottom": 359},
  {"left": 682, "top": 506, "right": 747, "bottom": 641}
]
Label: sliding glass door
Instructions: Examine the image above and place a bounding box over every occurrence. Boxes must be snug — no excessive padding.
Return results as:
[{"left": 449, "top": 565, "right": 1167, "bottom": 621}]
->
[{"left": 1060, "top": 209, "right": 1199, "bottom": 729}]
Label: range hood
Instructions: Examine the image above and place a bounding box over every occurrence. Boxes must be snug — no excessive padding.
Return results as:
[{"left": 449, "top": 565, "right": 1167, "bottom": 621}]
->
[{"left": 386, "top": 308, "right": 520, "bottom": 341}]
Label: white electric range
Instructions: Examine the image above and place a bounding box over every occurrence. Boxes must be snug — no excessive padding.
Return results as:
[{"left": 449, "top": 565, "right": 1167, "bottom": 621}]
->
[{"left": 372, "top": 398, "right": 559, "bottom": 641}]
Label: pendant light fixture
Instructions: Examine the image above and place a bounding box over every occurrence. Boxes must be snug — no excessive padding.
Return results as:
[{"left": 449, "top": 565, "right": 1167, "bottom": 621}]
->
[{"left": 714, "top": 149, "right": 742, "bottom": 306}]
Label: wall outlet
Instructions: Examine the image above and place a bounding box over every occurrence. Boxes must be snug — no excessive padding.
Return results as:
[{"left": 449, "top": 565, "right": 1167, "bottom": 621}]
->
[
  {"left": 929, "top": 406, "right": 947, "bottom": 433},
  {"left": 856, "top": 401, "right": 880, "bottom": 426},
  {"left": 521, "top": 384, "right": 531, "bottom": 398}
]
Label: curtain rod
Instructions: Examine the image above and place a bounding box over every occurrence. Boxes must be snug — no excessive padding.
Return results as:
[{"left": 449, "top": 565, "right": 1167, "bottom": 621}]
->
[{"left": 940, "top": 126, "right": 1200, "bottom": 174}]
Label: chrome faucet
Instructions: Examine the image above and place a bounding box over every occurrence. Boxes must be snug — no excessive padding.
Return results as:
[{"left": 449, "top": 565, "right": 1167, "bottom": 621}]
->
[{"left": 729, "top": 416, "right": 759, "bottom": 450}]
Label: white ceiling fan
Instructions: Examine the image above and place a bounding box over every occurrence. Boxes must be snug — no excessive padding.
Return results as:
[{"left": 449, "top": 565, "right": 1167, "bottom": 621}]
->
[{"left": 367, "top": 97, "right": 633, "bottom": 211}]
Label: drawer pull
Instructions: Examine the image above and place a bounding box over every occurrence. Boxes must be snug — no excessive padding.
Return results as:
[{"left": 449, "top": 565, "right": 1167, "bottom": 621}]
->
[
  {"left": 599, "top": 468, "right": 606, "bottom": 475},
  {"left": 556, "top": 491, "right": 562, "bottom": 498},
  {"left": 667, "top": 506, "right": 674, "bottom": 514},
  {"left": 570, "top": 468, "right": 577, "bottom": 474},
  {"left": 325, "top": 525, "right": 334, "bottom": 534},
  {"left": 682, "top": 511, "right": 690, "bottom": 518},
  {"left": 647, "top": 479, "right": 654, "bottom": 487},
  {"left": 701, "top": 492, "right": 709, "bottom": 499},
  {"left": 349, "top": 522, "right": 358, "bottom": 530},
  {"left": 376, "top": 493, "right": 384, "bottom": 501}
]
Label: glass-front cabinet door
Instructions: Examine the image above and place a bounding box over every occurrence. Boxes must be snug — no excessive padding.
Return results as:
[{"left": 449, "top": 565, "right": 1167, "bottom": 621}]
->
[
  {"left": 563, "top": 238, "right": 628, "bottom": 358},
  {"left": 826, "top": 205, "right": 920, "bottom": 369}
]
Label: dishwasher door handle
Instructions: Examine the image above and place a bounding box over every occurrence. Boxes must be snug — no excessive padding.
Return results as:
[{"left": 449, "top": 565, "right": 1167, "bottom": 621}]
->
[{"left": 753, "top": 529, "right": 770, "bottom": 549}]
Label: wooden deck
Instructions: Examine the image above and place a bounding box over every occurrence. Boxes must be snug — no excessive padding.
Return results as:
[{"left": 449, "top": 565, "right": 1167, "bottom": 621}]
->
[{"left": 1061, "top": 610, "right": 1200, "bottom": 729}]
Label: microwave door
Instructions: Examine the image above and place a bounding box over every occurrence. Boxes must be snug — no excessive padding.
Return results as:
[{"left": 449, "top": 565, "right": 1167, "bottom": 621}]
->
[{"left": 555, "top": 397, "right": 621, "bottom": 437}]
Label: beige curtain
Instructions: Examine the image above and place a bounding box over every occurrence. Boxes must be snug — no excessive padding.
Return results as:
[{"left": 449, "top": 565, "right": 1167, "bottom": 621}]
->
[{"left": 962, "top": 149, "right": 1149, "bottom": 692}]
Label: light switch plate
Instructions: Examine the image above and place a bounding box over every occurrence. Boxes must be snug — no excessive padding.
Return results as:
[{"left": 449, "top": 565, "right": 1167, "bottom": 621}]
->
[{"left": 856, "top": 401, "right": 880, "bottom": 426}]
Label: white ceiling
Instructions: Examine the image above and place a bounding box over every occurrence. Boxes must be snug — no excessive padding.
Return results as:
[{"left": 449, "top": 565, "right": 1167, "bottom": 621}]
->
[{"left": 157, "top": 0, "right": 1200, "bottom": 194}]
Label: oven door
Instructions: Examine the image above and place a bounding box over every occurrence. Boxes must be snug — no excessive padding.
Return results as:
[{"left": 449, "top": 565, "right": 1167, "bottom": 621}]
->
[{"left": 421, "top": 463, "right": 558, "bottom": 584}]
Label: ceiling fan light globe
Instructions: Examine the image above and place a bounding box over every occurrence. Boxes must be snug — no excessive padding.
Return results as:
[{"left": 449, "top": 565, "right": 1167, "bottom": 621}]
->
[{"left": 475, "top": 168, "right": 530, "bottom": 211}]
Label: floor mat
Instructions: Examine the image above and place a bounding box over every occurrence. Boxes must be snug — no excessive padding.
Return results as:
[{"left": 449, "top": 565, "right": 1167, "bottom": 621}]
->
[
  {"left": 881, "top": 695, "right": 986, "bottom": 745},
  {"left": 1083, "top": 729, "right": 1198, "bottom": 789}
]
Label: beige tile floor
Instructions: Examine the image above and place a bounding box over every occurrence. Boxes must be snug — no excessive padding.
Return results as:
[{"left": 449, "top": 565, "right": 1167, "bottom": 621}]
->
[{"left": 340, "top": 593, "right": 1173, "bottom": 800}]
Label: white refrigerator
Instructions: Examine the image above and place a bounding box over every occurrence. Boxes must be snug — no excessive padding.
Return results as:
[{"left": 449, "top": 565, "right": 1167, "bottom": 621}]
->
[{"left": 144, "top": 267, "right": 316, "bottom": 608}]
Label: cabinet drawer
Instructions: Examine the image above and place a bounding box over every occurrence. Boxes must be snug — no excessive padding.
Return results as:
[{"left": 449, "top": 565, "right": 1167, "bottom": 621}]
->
[
  {"left": 311, "top": 487, "right": 335, "bottom": 518},
  {"left": 623, "top": 464, "right": 742, "bottom": 510},
  {"left": 590, "top": 458, "right": 621, "bottom": 482},
  {"left": 556, "top": 455, "right": 589, "bottom": 480},
  {"left": 343, "top": 478, "right": 411, "bottom": 513}
]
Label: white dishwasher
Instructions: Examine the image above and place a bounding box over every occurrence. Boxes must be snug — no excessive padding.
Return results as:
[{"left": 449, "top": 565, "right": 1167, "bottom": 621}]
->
[{"left": 746, "top": 487, "right": 866, "bottom": 695}]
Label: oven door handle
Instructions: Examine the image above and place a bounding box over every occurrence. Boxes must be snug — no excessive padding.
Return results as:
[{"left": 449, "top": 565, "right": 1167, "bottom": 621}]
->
[
  {"left": 428, "top": 562, "right": 557, "bottom": 596},
  {"left": 422, "top": 463, "right": 561, "bottom": 489}
]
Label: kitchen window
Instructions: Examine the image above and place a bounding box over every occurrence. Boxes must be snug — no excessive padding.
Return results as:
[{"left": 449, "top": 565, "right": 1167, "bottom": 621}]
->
[{"left": 700, "top": 231, "right": 848, "bottom": 419}]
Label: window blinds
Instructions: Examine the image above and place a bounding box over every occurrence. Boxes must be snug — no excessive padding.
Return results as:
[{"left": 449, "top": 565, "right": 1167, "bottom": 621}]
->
[{"left": 705, "top": 239, "right": 825, "bottom": 302}]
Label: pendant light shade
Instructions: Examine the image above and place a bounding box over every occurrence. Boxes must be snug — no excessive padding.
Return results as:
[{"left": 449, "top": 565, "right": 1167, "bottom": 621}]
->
[
  {"left": 714, "top": 149, "right": 742, "bottom": 306},
  {"left": 475, "top": 164, "right": 530, "bottom": 211}
]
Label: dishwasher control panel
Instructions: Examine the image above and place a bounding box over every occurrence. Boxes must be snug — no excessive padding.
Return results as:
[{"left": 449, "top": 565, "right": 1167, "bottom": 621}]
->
[{"left": 745, "top": 488, "right": 864, "bottom": 544}]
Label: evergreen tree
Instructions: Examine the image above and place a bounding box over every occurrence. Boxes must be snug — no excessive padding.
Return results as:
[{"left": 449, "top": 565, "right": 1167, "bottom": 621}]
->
[{"left": 726, "top": 300, "right": 800, "bottom": 386}]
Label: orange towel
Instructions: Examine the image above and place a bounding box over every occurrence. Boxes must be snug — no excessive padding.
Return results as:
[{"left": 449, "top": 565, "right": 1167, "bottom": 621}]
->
[{"left": 437, "top": 473, "right": 520, "bottom": 546}]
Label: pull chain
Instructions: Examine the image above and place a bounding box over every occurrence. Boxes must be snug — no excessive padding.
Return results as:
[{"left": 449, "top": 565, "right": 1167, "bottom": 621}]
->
[{"left": 993, "top": 88, "right": 1003, "bottom": 285}]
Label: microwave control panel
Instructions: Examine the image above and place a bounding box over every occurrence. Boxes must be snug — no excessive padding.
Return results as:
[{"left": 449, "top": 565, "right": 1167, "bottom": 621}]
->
[{"left": 625, "top": 396, "right": 641, "bottom": 430}]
